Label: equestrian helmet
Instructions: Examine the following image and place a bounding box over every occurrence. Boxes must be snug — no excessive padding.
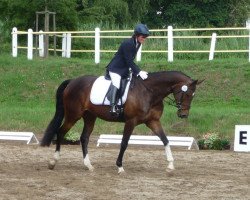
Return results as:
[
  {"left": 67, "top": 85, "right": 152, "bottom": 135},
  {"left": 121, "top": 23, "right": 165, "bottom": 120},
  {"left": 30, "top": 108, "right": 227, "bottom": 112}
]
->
[{"left": 134, "top": 24, "right": 150, "bottom": 36}]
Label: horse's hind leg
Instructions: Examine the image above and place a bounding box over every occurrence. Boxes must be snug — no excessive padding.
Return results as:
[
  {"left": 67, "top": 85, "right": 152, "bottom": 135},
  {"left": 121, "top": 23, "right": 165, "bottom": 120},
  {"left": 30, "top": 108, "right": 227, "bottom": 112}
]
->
[
  {"left": 48, "top": 120, "right": 76, "bottom": 170},
  {"left": 80, "top": 111, "right": 96, "bottom": 171},
  {"left": 116, "top": 120, "right": 135, "bottom": 174}
]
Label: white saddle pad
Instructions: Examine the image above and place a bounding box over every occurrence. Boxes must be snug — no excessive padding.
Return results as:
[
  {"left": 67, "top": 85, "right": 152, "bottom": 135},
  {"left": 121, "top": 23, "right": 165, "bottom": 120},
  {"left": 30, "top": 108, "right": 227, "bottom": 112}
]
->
[{"left": 90, "top": 76, "right": 131, "bottom": 105}]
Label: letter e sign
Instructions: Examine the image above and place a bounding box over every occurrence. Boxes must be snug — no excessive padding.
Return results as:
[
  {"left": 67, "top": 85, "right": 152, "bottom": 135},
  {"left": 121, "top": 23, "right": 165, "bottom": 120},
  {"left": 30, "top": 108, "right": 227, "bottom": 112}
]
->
[{"left": 234, "top": 125, "right": 250, "bottom": 152}]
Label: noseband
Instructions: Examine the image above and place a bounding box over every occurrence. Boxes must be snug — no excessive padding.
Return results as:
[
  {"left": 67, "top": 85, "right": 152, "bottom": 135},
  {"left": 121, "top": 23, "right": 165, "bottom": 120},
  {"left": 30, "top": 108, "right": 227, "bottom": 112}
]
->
[
  {"left": 166, "top": 91, "right": 185, "bottom": 110},
  {"left": 167, "top": 85, "right": 191, "bottom": 111}
]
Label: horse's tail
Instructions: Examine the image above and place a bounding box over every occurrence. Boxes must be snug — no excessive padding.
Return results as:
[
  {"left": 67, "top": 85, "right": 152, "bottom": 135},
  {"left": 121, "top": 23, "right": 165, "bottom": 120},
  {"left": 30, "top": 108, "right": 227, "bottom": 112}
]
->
[{"left": 40, "top": 79, "right": 71, "bottom": 147}]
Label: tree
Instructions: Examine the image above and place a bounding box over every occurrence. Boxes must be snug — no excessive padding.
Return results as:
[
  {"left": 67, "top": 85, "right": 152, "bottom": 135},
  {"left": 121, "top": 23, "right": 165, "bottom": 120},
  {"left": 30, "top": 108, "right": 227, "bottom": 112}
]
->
[
  {"left": 0, "top": 0, "right": 249, "bottom": 34},
  {"left": 125, "top": 0, "right": 150, "bottom": 24},
  {"left": 144, "top": 0, "right": 250, "bottom": 28},
  {"left": 76, "top": 0, "right": 150, "bottom": 28},
  {"left": 0, "top": 0, "right": 78, "bottom": 32},
  {"left": 227, "top": 0, "right": 250, "bottom": 26},
  {"left": 77, "top": 0, "right": 131, "bottom": 27}
]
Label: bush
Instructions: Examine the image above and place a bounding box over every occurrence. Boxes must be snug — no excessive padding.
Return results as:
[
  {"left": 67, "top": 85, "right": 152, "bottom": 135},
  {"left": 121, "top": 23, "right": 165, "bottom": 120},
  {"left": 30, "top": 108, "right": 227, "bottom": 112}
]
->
[
  {"left": 198, "top": 132, "right": 230, "bottom": 150},
  {"left": 64, "top": 131, "right": 80, "bottom": 142}
]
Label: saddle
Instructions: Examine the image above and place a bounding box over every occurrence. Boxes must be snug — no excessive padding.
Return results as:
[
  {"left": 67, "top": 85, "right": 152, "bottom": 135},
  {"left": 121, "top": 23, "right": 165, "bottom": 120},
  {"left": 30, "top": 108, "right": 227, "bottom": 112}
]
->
[
  {"left": 104, "top": 73, "right": 130, "bottom": 104},
  {"left": 90, "top": 74, "right": 131, "bottom": 107}
]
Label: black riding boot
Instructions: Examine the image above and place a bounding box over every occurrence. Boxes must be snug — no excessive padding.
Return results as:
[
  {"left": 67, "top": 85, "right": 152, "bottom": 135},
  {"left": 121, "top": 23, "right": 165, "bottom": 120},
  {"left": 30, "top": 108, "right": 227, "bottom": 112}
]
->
[{"left": 110, "top": 86, "right": 118, "bottom": 115}]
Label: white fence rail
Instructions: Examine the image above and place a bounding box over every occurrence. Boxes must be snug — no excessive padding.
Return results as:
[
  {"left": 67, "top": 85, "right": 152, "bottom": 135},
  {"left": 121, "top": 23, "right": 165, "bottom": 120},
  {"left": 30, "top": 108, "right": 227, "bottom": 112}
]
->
[
  {"left": 97, "top": 134, "right": 199, "bottom": 150},
  {"left": 0, "top": 131, "right": 39, "bottom": 144},
  {"left": 12, "top": 25, "right": 250, "bottom": 62}
]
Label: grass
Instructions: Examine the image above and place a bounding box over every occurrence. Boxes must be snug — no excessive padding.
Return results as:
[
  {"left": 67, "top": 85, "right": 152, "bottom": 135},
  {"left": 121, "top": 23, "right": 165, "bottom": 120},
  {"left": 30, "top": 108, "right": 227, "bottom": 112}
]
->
[{"left": 0, "top": 53, "right": 249, "bottom": 141}]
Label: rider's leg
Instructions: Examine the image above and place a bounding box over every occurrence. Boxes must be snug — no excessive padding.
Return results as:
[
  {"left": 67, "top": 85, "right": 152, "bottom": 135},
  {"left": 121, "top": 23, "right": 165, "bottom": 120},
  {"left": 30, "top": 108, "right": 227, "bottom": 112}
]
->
[
  {"left": 110, "top": 85, "right": 119, "bottom": 113},
  {"left": 109, "top": 72, "right": 121, "bottom": 114}
]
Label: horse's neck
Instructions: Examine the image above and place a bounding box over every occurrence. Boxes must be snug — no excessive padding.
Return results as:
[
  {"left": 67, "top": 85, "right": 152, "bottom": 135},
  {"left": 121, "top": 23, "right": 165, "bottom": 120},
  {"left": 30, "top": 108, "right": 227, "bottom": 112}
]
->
[{"left": 146, "top": 72, "right": 190, "bottom": 98}]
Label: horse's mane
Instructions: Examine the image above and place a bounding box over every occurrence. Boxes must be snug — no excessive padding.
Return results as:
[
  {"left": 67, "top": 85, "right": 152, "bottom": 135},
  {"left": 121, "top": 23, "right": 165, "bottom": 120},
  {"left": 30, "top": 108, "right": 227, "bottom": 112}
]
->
[{"left": 148, "top": 71, "right": 192, "bottom": 82}]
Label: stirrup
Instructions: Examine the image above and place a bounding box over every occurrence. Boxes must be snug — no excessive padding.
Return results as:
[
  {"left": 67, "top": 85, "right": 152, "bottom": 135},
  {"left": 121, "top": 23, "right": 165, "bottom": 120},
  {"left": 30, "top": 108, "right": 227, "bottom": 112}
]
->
[{"left": 110, "top": 105, "right": 119, "bottom": 115}]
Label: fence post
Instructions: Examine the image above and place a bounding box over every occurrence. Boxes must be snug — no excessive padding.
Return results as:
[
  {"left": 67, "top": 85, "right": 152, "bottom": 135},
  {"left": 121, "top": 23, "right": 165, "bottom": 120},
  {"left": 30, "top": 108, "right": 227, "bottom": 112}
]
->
[
  {"left": 62, "top": 33, "right": 66, "bottom": 57},
  {"left": 168, "top": 26, "right": 173, "bottom": 62},
  {"left": 95, "top": 27, "right": 100, "bottom": 64},
  {"left": 27, "top": 29, "right": 33, "bottom": 60},
  {"left": 249, "top": 26, "right": 250, "bottom": 63},
  {"left": 246, "top": 19, "right": 250, "bottom": 62},
  {"left": 136, "top": 45, "right": 142, "bottom": 62},
  {"left": 209, "top": 33, "right": 217, "bottom": 61},
  {"left": 39, "top": 30, "right": 44, "bottom": 57},
  {"left": 66, "top": 33, "right": 71, "bottom": 58},
  {"left": 12, "top": 27, "right": 18, "bottom": 57}
]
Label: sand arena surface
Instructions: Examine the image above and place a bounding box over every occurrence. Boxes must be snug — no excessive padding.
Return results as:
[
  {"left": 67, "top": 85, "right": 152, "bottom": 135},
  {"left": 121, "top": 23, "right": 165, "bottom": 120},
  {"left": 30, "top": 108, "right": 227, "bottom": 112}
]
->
[{"left": 0, "top": 140, "right": 249, "bottom": 200}]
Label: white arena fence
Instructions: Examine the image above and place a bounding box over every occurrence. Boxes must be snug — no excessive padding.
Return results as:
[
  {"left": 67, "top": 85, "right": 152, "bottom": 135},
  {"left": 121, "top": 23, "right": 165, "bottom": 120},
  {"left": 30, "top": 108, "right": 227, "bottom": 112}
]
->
[
  {"left": 97, "top": 134, "right": 199, "bottom": 150},
  {"left": 12, "top": 24, "right": 250, "bottom": 63},
  {"left": 0, "top": 131, "right": 39, "bottom": 144}
]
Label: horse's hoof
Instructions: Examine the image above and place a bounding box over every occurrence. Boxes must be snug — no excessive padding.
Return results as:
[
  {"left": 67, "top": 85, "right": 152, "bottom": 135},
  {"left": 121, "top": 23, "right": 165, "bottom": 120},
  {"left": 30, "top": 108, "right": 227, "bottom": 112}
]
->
[
  {"left": 167, "top": 162, "right": 175, "bottom": 170},
  {"left": 166, "top": 164, "right": 175, "bottom": 174},
  {"left": 167, "top": 166, "right": 175, "bottom": 171},
  {"left": 166, "top": 168, "right": 175, "bottom": 176},
  {"left": 118, "top": 167, "right": 125, "bottom": 174},
  {"left": 48, "top": 160, "right": 56, "bottom": 170},
  {"left": 88, "top": 166, "right": 94, "bottom": 172},
  {"left": 83, "top": 164, "right": 94, "bottom": 171}
]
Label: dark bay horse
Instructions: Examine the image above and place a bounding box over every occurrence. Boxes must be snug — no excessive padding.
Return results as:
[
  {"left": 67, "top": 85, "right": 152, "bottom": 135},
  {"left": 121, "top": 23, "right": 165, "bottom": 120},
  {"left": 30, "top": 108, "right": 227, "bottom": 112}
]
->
[{"left": 41, "top": 71, "right": 202, "bottom": 173}]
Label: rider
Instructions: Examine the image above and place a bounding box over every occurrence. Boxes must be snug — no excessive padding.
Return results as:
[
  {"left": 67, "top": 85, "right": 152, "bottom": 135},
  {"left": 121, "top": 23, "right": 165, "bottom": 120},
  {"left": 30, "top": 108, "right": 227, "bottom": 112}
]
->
[{"left": 107, "top": 23, "right": 150, "bottom": 114}]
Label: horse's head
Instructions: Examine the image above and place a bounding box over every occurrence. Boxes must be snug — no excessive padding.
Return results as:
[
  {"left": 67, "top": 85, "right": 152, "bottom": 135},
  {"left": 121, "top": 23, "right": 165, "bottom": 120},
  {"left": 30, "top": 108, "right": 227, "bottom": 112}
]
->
[{"left": 172, "top": 79, "right": 203, "bottom": 118}]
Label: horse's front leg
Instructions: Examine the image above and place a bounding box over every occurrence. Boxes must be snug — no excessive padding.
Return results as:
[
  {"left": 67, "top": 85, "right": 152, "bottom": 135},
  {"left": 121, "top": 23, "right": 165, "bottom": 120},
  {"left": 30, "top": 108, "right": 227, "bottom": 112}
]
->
[
  {"left": 116, "top": 120, "right": 135, "bottom": 174},
  {"left": 80, "top": 113, "right": 96, "bottom": 171},
  {"left": 146, "top": 120, "right": 175, "bottom": 171}
]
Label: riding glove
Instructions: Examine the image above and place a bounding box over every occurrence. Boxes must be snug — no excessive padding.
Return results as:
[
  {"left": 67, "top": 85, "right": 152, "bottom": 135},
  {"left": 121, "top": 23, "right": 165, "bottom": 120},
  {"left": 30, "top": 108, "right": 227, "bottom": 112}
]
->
[{"left": 138, "top": 71, "right": 148, "bottom": 80}]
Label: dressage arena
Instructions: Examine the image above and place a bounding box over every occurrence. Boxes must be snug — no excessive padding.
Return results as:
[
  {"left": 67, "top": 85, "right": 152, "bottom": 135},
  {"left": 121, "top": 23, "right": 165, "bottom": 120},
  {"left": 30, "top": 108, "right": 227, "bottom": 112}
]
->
[{"left": 0, "top": 139, "right": 249, "bottom": 200}]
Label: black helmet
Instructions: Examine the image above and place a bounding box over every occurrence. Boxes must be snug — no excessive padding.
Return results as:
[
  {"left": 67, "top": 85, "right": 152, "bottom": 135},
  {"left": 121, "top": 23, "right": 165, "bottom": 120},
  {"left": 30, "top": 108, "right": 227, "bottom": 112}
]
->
[{"left": 134, "top": 23, "right": 150, "bottom": 36}]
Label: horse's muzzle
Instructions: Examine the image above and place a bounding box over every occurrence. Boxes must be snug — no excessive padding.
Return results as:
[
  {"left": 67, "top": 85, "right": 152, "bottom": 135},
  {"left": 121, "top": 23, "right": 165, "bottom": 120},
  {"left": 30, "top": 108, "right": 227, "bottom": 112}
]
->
[{"left": 177, "top": 110, "right": 189, "bottom": 118}]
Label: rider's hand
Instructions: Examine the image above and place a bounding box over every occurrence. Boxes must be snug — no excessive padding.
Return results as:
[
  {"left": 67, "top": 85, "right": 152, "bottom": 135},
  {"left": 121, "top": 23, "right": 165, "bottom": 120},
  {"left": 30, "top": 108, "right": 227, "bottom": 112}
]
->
[{"left": 138, "top": 71, "right": 148, "bottom": 80}]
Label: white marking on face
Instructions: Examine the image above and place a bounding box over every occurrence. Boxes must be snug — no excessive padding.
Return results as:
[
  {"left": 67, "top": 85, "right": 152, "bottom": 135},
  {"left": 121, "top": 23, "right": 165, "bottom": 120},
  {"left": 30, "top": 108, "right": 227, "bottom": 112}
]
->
[{"left": 192, "top": 92, "right": 195, "bottom": 96}]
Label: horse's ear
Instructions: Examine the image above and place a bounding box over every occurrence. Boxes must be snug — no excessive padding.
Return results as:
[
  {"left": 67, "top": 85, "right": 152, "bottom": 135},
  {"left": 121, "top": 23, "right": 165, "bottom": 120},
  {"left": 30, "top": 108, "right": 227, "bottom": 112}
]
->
[
  {"left": 192, "top": 79, "right": 205, "bottom": 85},
  {"left": 197, "top": 79, "right": 205, "bottom": 85}
]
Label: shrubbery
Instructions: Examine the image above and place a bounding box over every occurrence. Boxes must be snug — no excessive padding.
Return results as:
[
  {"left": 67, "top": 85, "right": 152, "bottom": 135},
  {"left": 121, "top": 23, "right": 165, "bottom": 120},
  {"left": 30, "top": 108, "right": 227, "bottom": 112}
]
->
[{"left": 198, "top": 132, "right": 230, "bottom": 150}]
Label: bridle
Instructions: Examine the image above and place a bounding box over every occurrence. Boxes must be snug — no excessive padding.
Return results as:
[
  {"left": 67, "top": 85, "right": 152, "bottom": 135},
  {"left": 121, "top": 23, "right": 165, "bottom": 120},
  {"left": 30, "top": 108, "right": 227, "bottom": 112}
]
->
[
  {"left": 165, "top": 89, "right": 190, "bottom": 111},
  {"left": 167, "top": 85, "right": 193, "bottom": 111},
  {"left": 138, "top": 77, "right": 192, "bottom": 111},
  {"left": 165, "top": 94, "right": 180, "bottom": 109}
]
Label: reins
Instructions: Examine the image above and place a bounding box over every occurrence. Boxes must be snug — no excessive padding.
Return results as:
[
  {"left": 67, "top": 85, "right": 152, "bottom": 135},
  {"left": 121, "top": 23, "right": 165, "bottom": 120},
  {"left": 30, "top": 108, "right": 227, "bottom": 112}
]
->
[
  {"left": 165, "top": 96, "right": 179, "bottom": 108},
  {"left": 137, "top": 77, "right": 180, "bottom": 109}
]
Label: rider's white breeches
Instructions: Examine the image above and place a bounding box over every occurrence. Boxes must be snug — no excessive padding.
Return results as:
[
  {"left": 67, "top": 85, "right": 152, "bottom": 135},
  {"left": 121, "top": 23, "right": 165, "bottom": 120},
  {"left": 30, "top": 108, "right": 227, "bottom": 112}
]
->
[{"left": 109, "top": 72, "right": 121, "bottom": 89}]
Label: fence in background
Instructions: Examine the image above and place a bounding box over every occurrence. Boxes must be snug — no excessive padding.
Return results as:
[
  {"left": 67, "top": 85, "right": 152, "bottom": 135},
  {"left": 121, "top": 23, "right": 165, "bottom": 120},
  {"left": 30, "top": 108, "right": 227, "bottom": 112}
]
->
[{"left": 12, "top": 25, "right": 250, "bottom": 62}]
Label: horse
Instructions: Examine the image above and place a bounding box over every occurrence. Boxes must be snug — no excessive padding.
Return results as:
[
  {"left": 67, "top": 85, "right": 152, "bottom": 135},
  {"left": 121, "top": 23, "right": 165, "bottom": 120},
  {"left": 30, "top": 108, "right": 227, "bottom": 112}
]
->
[{"left": 41, "top": 71, "right": 203, "bottom": 173}]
